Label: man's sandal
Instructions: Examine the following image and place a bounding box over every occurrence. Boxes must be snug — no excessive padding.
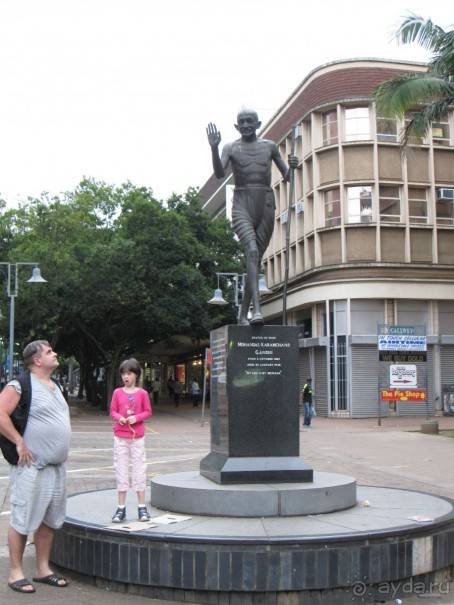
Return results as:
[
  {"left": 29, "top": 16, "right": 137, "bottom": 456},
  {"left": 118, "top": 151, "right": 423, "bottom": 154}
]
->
[
  {"left": 33, "top": 573, "right": 69, "bottom": 587},
  {"left": 8, "top": 578, "right": 36, "bottom": 593}
]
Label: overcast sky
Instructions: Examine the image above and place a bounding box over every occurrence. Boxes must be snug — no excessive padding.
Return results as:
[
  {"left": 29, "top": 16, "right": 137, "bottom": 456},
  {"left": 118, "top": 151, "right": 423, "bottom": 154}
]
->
[{"left": 0, "top": 0, "right": 452, "bottom": 208}]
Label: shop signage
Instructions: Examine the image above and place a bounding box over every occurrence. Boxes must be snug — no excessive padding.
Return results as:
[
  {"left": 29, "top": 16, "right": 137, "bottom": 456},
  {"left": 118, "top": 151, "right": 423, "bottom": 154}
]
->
[
  {"left": 389, "top": 364, "right": 417, "bottom": 387},
  {"left": 379, "top": 351, "right": 426, "bottom": 362},
  {"left": 386, "top": 326, "right": 415, "bottom": 335},
  {"left": 381, "top": 389, "right": 426, "bottom": 402},
  {"left": 378, "top": 334, "right": 427, "bottom": 351}
]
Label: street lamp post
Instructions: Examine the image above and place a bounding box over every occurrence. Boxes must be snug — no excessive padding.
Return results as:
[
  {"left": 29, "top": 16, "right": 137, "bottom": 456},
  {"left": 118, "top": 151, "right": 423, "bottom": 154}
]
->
[
  {"left": 0, "top": 262, "right": 47, "bottom": 380},
  {"left": 0, "top": 337, "right": 3, "bottom": 384},
  {"left": 207, "top": 272, "right": 272, "bottom": 321},
  {"left": 208, "top": 272, "right": 242, "bottom": 310}
]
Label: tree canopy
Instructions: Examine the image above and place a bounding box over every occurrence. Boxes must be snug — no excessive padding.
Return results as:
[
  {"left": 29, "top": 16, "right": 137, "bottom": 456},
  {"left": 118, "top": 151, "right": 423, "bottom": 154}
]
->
[
  {"left": 0, "top": 180, "right": 244, "bottom": 404},
  {"left": 373, "top": 13, "right": 454, "bottom": 146}
]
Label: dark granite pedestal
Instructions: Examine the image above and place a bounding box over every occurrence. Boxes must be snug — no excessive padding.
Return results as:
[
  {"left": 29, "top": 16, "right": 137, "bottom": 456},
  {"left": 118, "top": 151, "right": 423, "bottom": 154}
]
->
[{"left": 200, "top": 325, "right": 313, "bottom": 484}]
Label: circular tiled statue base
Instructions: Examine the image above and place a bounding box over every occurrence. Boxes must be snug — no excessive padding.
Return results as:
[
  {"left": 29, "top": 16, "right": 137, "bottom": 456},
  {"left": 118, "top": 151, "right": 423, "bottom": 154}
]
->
[{"left": 53, "top": 482, "right": 454, "bottom": 604}]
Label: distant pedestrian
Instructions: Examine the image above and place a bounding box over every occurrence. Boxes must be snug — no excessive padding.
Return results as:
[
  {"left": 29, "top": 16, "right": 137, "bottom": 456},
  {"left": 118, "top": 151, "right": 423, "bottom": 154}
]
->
[
  {"left": 152, "top": 378, "right": 160, "bottom": 406},
  {"left": 167, "top": 376, "right": 174, "bottom": 397},
  {"left": 191, "top": 378, "right": 200, "bottom": 408},
  {"left": 110, "top": 358, "right": 152, "bottom": 523},
  {"left": 301, "top": 378, "right": 314, "bottom": 428},
  {"left": 173, "top": 381, "right": 182, "bottom": 407}
]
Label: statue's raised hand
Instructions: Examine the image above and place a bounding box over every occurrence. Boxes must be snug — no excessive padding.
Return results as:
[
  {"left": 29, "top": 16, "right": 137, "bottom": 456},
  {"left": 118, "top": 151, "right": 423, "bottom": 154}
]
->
[{"left": 206, "top": 122, "right": 221, "bottom": 148}]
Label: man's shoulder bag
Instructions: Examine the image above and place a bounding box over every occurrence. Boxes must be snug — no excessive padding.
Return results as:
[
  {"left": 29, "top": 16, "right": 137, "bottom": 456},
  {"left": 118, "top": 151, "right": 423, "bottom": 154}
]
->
[
  {"left": 0, "top": 371, "right": 33, "bottom": 465},
  {"left": 0, "top": 372, "right": 62, "bottom": 465}
]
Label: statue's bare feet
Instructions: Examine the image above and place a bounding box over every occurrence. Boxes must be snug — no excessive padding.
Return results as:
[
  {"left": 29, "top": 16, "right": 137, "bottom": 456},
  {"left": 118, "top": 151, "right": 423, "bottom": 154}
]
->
[
  {"left": 249, "top": 312, "right": 264, "bottom": 325},
  {"left": 238, "top": 315, "right": 249, "bottom": 325}
]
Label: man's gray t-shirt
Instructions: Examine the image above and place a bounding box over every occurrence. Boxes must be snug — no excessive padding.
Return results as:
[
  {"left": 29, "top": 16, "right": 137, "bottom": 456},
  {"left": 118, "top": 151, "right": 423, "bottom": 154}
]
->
[{"left": 9, "top": 374, "right": 71, "bottom": 469}]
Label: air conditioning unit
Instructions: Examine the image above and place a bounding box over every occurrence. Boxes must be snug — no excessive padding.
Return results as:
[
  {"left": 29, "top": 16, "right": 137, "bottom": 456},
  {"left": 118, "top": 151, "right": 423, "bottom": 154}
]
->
[
  {"left": 437, "top": 188, "right": 454, "bottom": 201},
  {"left": 295, "top": 201, "right": 304, "bottom": 214},
  {"left": 279, "top": 210, "right": 288, "bottom": 224}
]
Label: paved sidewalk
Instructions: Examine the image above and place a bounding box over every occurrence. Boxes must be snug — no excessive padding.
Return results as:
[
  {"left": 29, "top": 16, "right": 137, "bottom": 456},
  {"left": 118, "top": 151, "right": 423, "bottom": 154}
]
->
[{"left": 1, "top": 398, "right": 454, "bottom": 604}]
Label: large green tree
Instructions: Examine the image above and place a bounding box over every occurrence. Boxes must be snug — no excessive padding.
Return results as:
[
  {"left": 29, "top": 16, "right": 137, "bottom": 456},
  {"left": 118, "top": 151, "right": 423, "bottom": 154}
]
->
[
  {"left": 1, "top": 180, "right": 243, "bottom": 405},
  {"left": 1, "top": 183, "right": 123, "bottom": 397},
  {"left": 373, "top": 13, "right": 454, "bottom": 145}
]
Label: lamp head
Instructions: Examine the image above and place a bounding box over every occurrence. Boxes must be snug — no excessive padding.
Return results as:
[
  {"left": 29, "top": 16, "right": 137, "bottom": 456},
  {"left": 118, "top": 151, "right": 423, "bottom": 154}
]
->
[
  {"left": 207, "top": 288, "right": 229, "bottom": 306},
  {"left": 258, "top": 276, "right": 272, "bottom": 295},
  {"left": 27, "top": 267, "right": 47, "bottom": 283}
]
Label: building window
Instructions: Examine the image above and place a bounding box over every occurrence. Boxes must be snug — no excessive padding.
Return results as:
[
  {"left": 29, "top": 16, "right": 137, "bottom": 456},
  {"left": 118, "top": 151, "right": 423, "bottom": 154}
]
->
[
  {"left": 436, "top": 189, "right": 454, "bottom": 225},
  {"left": 408, "top": 187, "right": 427, "bottom": 224},
  {"left": 322, "top": 110, "right": 338, "bottom": 146},
  {"left": 404, "top": 111, "right": 423, "bottom": 145},
  {"left": 324, "top": 188, "right": 341, "bottom": 227},
  {"left": 379, "top": 185, "right": 400, "bottom": 222},
  {"left": 396, "top": 299, "right": 428, "bottom": 326},
  {"left": 347, "top": 186, "right": 372, "bottom": 224},
  {"left": 351, "top": 299, "right": 383, "bottom": 334},
  {"left": 345, "top": 107, "right": 370, "bottom": 141},
  {"left": 439, "top": 301, "right": 454, "bottom": 333},
  {"left": 360, "top": 188, "right": 373, "bottom": 222},
  {"left": 432, "top": 114, "right": 450, "bottom": 146},
  {"left": 376, "top": 116, "right": 398, "bottom": 142},
  {"left": 329, "top": 334, "right": 348, "bottom": 412},
  {"left": 296, "top": 308, "right": 312, "bottom": 338},
  {"left": 404, "top": 109, "right": 451, "bottom": 145}
]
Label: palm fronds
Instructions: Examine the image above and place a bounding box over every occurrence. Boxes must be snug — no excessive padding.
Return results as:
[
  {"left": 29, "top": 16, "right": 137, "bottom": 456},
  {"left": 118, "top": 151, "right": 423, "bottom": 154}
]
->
[{"left": 373, "top": 13, "right": 454, "bottom": 147}]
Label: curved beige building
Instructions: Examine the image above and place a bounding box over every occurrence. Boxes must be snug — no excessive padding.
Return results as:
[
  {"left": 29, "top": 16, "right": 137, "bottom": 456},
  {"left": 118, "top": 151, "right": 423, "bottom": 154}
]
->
[{"left": 201, "top": 58, "right": 454, "bottom": 418}]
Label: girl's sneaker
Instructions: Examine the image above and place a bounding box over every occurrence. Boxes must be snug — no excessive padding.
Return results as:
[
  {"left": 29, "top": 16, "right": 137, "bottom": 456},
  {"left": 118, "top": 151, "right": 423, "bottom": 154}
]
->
[
  {"left": 112, "top": 507, "right": 126, "bottom": 523},
  {"left": 138, "top": 506, "right": 150, "bottom": 521}
]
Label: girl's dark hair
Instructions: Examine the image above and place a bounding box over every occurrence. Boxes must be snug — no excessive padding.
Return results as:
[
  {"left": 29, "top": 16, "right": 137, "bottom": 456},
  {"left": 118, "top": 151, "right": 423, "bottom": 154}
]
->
[{"left": 119, "top": 358, "right": 142, "bottom": 381}]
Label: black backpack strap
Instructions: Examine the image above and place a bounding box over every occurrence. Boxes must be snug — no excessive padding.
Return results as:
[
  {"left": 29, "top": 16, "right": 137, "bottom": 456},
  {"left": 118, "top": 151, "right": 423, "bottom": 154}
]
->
[
  {"left": 51, "top": 377, "right": 63, "bottom": 392},
  {"left": 12, "top": 371, "right": 32, "bottom": 431},
  {"left": 0, "top": 371, "right": 31, "bottom": 465},
  {"left": 51, "top": 378, "right": 69, "bottom": 404}
]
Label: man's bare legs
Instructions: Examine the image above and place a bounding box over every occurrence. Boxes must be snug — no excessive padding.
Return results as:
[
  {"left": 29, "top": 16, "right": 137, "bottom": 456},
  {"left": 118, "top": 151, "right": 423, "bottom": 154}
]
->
[
  {"left": 34, "top": 522, "right": 57, "bottom": 579},
  {"left": 8, "top": 525, "right": 31, "bottom": 589},
  {"left": 8, "top": 522, "right": 66, "bottom": 589}
]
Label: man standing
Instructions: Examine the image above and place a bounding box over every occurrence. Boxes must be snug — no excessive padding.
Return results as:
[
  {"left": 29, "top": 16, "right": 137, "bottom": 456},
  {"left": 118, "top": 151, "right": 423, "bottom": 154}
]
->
[
  {"left": 0, "top": 340, "right": 71, "bottom": 593},
  {"left": 173, "top": 380, "right": 182, "bottom": 407},
  {"left": 207, "top": 109, "right": 298, "bottom": 325},
  {"left": 301, "top": 378, "right": 314, "bottom": 429},
  {"left": 191, "top": 378, "right": 200, "bottom": 408},
  {"left": 152, "top": 378, "right": 160, "bottom": 406}
]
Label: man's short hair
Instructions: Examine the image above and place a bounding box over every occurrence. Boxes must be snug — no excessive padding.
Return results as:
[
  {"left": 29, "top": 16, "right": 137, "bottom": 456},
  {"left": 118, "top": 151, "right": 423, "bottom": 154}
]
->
[{"left": 23, "top": 340, "right": 50, "bottom": 369}]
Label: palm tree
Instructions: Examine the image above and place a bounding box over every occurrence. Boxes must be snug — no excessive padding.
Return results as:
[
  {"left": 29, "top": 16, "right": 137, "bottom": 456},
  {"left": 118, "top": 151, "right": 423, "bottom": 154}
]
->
[{"left": 373, "top": 13, "right": 454, "bottom": 146}]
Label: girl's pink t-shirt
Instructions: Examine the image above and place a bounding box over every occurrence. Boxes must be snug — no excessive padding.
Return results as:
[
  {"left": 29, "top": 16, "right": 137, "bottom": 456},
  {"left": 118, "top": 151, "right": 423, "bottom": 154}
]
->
[{"left": 110, "top": 387, "right": 152, "bottom": 438}]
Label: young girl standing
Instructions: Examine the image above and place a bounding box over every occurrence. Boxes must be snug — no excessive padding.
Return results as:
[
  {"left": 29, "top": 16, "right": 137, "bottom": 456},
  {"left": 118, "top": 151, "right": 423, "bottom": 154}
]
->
[{"left": 110, "top": 358, "right": 152, "bottom": 522}]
